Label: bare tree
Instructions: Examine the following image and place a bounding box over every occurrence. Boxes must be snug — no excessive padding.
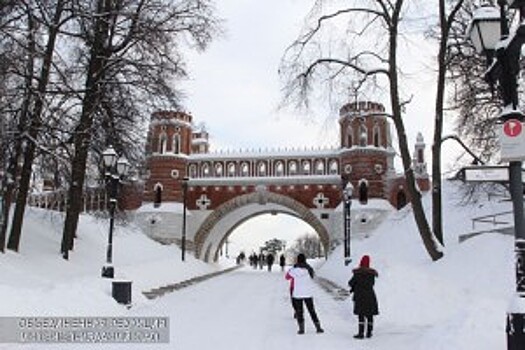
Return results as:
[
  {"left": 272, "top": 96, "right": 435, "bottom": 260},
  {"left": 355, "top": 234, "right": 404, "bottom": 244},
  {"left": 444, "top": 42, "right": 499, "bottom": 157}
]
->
[
  {"left": 60, "top": 0, "right": 221, "bottom": 259},
  {"left": 0, "top": 0, "right": 221, "bottom": 257},
  {"left": 430, "top": 0, "right": 467, "bottom": 246},
  {"left": 8, "top": 0, "right": 71, "bottom": 252},
  {"left": 280, "top": 0, "right": 443, "bottom": 261},
  {"left": 289, "top": 234, "right": 323, "bottom": 259},
  {"left": 446, "top": 0, "right": 503, "bottom": 161}
]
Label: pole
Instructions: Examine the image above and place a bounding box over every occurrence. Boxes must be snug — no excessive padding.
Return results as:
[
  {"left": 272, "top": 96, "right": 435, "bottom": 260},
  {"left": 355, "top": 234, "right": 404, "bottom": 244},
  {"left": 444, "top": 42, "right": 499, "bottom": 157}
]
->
[
  {"left": 344, "top": 197, "right": 351, "bottom": 266},
  {"left": 102, "top": 176, "right": 118, "bottom": 278},
  {"left": 107, "top": 197, "right": 116, "bottom": 265},
  {"left": 507, "top": 160, "right": 525, "bottom": 349},
  {"left": 181, "top": 180, "right": 187, "bottom": 262}
]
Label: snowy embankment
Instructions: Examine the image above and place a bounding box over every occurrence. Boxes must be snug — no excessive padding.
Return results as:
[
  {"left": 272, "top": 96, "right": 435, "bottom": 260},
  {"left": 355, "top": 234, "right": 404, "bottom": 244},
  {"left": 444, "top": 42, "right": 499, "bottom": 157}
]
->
[
  {"left": 0, "top": 180, "right": 517, "bottom": 349},
  {"left": 0, "top": 209, "right": 224, "bottom": 316},
  {"left": 317, "top": 180, "right": 514, "bottom": 349}
]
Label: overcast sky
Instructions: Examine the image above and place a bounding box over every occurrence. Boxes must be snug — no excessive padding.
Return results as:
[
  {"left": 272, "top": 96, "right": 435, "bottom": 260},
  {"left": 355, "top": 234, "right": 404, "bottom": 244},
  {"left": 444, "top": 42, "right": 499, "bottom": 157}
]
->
[{"left": 179, "top": 0, "right": 464, "bottom": 254}]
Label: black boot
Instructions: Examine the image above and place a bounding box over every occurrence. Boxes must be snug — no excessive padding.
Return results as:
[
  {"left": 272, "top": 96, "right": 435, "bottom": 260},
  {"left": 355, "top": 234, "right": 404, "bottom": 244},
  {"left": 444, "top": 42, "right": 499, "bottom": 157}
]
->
[
  {"left": 353, "top": 322, "right": 364, "bottom": 339},
  {"left": 297, "top": 321, "right": 305, "bottom": 335},
  {"left": 366, "top": 321, "right": 373, "bottom": 338},
  {"left": 314, "top": 322, "right": 324, "bottom": 333}
]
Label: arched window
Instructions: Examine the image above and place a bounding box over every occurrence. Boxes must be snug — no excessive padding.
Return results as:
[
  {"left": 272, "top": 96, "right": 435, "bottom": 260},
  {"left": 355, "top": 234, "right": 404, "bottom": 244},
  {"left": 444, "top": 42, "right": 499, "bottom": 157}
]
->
[
  {"left": 289, "top": 161, "right": 297, "bottom": 175},
  {"left": 302, "top": 160, "right": 311, "bottom": 175},
  {"left": 173, "top": 133, "right": 181, "bottom": 154},
  {"left": 358, "top": 180, "right": 368, "bottom": 204},
  {"left": 241, "top": 163, "right": 249, "bottom": 177},
  {"left": 329, "top": 160, "right": 339, "bottom": 175},
  {"left": 418, "top": 149, "right": 424, "bottom": 163},
  {"left": 228, "top": 163, "right": 236, "bottom": 177},
  {"left": 158, "top": 132, "right": 168, "bottom": 154},
  {"left": 189, "top": 164, "right": 197, "bottom": 178},
  {"left": 202, "top": 163, "right": 210, "bottom": 177},
  {"left": 153, "top": 183, "right": 163, "bottom": 207},
  {"left": 315, "top": 160, "right": 325, "bottom": 175},
  {"left": 359, "top": 122, "right": 368, "bottom": 147},
  {"left": 215, "top": 163, "right": 223, "bottom": 177},
  {"left": 275, "top": 161, "right": 284, "bottom": 176},
  {"left": 373, "top": 123, "right": 381, "bottom": 147},
  {"left": 258, "top": 162, "right": 266, "bottom": 176},
  {"left": 347, "top": 126, "right": 353, "bottom": 147}
]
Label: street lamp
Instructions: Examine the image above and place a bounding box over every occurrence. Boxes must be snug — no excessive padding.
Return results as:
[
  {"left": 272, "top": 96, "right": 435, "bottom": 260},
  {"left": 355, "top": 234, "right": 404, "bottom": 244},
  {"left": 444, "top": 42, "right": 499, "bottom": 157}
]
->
[
  {"left": 343, "top": 181, "right": 354, "bottom": 266},
  {"left": 468, "top": 2, "right": 525, "bottom": 348},
  {"left": 181, "top": 176, "right": 189, "bottom": 262},
  {"left": 101, "top": 146, "right": 130, "bottom": 278}
]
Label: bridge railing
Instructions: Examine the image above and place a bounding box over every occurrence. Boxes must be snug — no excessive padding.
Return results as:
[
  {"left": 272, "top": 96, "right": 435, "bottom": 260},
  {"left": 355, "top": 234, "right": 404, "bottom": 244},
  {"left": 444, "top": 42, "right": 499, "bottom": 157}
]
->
[{"left": 28, "top": 187, "right": 108, "bottom": 213}]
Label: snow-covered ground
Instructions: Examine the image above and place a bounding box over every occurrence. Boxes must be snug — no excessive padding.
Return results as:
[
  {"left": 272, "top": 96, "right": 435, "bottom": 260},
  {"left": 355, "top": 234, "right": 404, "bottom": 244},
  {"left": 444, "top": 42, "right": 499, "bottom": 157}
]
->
[{"left": 0, "top": 180, "right": 517, "bottom": 349}]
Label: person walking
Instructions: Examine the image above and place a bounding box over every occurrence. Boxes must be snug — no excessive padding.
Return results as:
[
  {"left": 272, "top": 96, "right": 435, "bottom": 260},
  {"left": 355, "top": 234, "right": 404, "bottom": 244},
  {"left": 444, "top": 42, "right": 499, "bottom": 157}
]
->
[
  {"left": 285, "top": 253, "right": 324, "bottom": 334},
  {"left": 266, "top": 253, "right": 275, "bottom": 272},
  {"left": 279, "top": 254, "right": 286, "bottom": 271},
  {"left": 258, "top": 253, "right": 265, "bottom": 270},
  {"left": 348, "top": 255, "right": 379, "bottom": 339}
]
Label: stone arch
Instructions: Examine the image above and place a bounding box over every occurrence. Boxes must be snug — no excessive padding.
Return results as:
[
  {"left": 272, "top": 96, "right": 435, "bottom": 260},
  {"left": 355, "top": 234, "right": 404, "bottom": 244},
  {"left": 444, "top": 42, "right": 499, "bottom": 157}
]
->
[
  {"left": 204, "top": 244, "right": 212, "bottom": 262},
  {"left": 212, "top": 209, "right": 302, "bottom": 262},
  {"left": 193, "top": 191, "right": 330, "bottom": 262}
]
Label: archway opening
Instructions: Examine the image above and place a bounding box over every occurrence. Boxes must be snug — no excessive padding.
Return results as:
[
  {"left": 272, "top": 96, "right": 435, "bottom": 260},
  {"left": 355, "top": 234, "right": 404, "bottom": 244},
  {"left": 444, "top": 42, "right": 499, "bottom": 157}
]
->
[
  {"left": 396, "top": 190, "right": 407, "bottom": 209},
  {"left": 218, "top": 213, "right": 325, "bottom": 265}
]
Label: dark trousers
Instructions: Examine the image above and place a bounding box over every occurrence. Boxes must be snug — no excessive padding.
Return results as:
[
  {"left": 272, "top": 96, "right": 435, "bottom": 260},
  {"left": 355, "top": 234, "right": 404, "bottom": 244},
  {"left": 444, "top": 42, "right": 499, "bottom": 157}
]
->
[
  {"left": 292, "top": 297, "right": 320, "bottom": 324},
  {"left": 358, "top": 315, "right": 374, "bottom": 335}
]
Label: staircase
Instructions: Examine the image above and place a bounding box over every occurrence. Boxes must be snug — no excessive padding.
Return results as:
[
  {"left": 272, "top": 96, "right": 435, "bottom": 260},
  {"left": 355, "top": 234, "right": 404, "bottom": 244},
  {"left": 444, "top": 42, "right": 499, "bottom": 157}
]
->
[{"left": 142, "top": 265, "right": 243, "bottom": 300}]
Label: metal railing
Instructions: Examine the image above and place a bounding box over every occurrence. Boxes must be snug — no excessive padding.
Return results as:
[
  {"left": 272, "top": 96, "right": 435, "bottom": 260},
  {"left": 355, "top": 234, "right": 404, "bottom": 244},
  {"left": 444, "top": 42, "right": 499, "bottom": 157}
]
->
[{"left": 471, "top": 210, "right": 513, "bottom": 231}]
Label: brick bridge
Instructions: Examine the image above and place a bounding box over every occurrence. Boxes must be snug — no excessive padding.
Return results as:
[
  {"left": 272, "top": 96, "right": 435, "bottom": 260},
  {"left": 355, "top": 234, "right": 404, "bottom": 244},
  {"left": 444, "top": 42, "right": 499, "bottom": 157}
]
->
[{"left": 134, "top": 100, "right": 430, "bottom": 262}]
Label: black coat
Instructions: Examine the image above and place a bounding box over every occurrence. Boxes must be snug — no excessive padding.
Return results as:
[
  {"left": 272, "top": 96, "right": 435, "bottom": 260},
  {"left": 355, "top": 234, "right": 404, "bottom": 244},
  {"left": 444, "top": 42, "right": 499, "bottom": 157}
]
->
[{"left": 348, "top": 267, "right": 379, "bottom": 316}]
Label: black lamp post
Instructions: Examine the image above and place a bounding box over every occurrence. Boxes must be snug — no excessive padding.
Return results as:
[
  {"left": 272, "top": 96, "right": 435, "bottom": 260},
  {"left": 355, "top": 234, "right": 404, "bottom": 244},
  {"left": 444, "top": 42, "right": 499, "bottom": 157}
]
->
[
  {"left": 468, "top": 2, "right": 525, "bottom": 348},
  {"left": 343, "top": 181, "right": 354, "bottom": 266},
  {"left": 101, "top": 146, "right": 130, "bottom": 278},
  {"left": 181, "top": 176, "right": 189, "bottom": 262}
]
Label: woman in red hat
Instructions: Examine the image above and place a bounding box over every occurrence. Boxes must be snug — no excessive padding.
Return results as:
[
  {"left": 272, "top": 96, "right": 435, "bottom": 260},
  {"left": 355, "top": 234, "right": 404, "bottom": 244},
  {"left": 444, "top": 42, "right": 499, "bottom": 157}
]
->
[{"left": 348, "top": 254, "right": 379, "bottom": 339}]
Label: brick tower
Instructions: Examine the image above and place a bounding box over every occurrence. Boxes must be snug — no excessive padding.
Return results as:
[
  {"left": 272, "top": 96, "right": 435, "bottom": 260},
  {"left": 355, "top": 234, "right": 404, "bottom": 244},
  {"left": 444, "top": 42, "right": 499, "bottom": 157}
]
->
[
  {"left": 144, "top": 111, "right": 192, "bottom": 206},
  {"left": 338, "top": 101, "right": 396, "bottom": 202}
]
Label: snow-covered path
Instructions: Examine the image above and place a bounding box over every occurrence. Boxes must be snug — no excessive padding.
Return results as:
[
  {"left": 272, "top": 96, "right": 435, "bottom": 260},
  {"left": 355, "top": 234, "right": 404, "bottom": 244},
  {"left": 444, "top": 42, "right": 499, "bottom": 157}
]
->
[{"left": 141, "top": 266, "right": 360, "bottom": 350}]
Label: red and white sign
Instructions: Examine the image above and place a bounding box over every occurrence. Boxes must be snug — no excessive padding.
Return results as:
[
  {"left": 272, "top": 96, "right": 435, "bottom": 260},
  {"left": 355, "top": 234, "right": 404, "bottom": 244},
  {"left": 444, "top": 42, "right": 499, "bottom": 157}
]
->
[
  {"left": 500, "top": 120, "right": 525, "bottom": 162},
  {"left": 503, "top": 119, "right": 522, "bottom": 137}
]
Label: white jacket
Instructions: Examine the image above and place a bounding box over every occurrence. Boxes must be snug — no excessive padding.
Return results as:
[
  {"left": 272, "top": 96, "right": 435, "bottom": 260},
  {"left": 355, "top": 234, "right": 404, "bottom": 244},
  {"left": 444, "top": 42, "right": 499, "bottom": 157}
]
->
[{"left": 286, "top": 266, "right": 315, "bottom": 298}]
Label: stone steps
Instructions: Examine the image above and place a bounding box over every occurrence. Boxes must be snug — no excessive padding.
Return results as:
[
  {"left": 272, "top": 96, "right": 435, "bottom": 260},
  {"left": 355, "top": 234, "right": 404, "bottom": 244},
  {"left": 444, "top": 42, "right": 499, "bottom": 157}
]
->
[
  {"left": 315, "top": 276, "right": 350, "bottom": 301},
  {"left": 142, "top": 265, "right": 243, "bottom": 300}
]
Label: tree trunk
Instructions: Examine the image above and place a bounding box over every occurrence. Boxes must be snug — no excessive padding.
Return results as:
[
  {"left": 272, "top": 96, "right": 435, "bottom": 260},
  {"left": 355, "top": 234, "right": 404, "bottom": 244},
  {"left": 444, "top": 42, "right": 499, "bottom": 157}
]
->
[
  {"left": 8, "top": 0, "right": 65, "bottom": 252},
  {"left": 61, "top": 0, "right": 111, "bottom": 259},
  {"left": 6, "top": 7, "right": 36, "bottom": 251},
  {"left": 431, "top": 0, "right": 448, "bottom": 247},
  {"left": 389, "top": 0, "right": 443, "bottom": 261}
]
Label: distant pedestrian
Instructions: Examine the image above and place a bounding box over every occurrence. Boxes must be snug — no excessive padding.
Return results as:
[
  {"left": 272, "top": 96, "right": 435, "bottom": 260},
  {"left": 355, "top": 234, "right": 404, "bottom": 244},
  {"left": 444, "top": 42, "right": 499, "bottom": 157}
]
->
[
  {"left": 266, "top": 253, "right": 274, "bottom": 271},
  {"left": 279, "top": 254, "right": 286, "bottom": 271},
  {"left": 258, "top": 253, "right": 265, "bottom": 269},
  {"left": 285, "top": 253, "right": 324, "bottom": 334},
  {"left": 348, "top": 255, "right": 379, "bottom": 339}
]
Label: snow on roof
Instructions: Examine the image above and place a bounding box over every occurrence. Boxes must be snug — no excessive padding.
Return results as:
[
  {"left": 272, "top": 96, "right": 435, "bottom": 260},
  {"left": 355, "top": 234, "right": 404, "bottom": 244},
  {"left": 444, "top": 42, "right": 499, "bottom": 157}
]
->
[{"left": 189, "top": 146, "right": 340, "bottom": 160}]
